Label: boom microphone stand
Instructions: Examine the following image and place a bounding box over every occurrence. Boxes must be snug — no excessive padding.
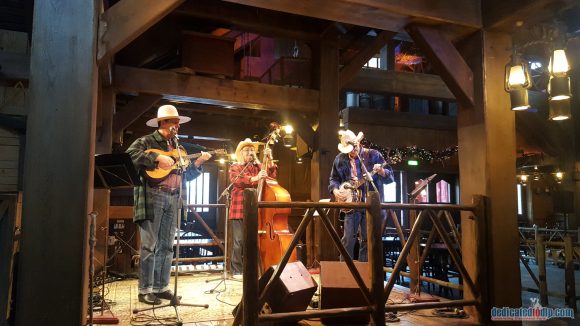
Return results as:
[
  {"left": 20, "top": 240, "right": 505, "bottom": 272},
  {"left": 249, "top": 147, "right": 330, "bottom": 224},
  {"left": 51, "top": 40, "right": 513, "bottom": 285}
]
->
[
  {"left": 133, "top": 131, "right": 209, "bottom": 323},
  {"left": 205, "top": 158, "right": 254, "bottom": 291}
]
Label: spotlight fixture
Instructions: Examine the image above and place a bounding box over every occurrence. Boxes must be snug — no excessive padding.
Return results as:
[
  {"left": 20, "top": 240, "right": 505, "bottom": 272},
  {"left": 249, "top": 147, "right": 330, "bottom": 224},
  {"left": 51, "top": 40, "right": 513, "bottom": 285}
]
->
[
  {"left": 553, "top": 170, "right": 564, "bottom": 184},
  {"left": 283, "top": 124, "right": 294, "bottom": 134},
  {"left": 519, "top": 174, "right": 529, "bottom": 186}
]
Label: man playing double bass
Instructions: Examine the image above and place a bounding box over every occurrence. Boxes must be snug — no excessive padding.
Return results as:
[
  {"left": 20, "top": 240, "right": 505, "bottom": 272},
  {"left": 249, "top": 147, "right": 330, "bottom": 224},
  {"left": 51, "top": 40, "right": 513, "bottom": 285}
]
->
[
  {"left": 228, "top": 138, "right": 276, "bottom": 277},
  {"left": 329, "top": 130, "right": 394, "bottom": 262}
]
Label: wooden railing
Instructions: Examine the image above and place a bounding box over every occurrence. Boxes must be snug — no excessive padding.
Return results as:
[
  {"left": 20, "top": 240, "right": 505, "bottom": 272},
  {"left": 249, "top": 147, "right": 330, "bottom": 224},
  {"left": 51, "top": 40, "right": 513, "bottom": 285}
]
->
[
  {"left": 232, "top": 189, "right": 486, "bottom": 325},
  {"left": 519, "top": 233, "right": 578, "bottom": 311}
]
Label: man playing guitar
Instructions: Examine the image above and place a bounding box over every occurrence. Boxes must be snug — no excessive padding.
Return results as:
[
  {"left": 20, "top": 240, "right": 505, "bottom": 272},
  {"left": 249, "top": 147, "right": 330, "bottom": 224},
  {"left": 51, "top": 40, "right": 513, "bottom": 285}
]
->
[
  {"left": 126, "top": 105, "right": 211, "bottom": 305},
  {"left": 329, "top": 130, "right": 394, "bottom": 262}
]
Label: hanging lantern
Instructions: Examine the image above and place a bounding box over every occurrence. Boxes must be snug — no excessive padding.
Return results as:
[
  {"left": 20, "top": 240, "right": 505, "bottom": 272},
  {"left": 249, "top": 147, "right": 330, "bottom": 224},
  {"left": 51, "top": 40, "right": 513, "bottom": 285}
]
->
[
  {"left": 548, "top": 97, "right": 571, "bottom": 121},
  {"left": 548, "top": 49, "right": 570, "bottom": 77},
  {"left": 504, "top": 54, "right": 532, "bottom": 111}
]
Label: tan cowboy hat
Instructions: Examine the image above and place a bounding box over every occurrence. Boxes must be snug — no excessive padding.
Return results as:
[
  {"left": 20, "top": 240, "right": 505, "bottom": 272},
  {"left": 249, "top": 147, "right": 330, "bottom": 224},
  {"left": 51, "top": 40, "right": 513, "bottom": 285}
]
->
[
  {"left": 337, "top": 129, "right": 364, "bottom": 153},
  {"left": 235, "top": 138, "right": 261, "bottom": 163},
  {"left": 146, "top": 105, "right": 191, "bottom": 127}
]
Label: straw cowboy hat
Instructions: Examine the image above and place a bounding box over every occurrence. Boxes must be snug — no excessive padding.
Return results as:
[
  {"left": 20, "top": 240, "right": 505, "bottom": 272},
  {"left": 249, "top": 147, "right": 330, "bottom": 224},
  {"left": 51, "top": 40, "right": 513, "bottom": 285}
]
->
[
  {"left": 235, "top": 138, "right": 261, "bottom": 164},
  {"left": 146, "top": 105, "right": 191, "bottom": 127},
  {"left": 337, "top": 129, "right": 364, "bottom": 154}
]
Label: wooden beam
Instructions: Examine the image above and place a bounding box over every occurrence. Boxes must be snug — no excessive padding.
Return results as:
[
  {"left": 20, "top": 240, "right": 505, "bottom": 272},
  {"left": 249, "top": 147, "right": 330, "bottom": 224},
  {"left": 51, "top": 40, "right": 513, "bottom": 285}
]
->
[
  {"left": 407, "top": 24, "right": 474, "bottom": 107},
  {"left": 339, "top": 31, "right": 396, "bottom": 88},
  {"left": 344, "top": 69, "right": 455, "bottom": 101},
  {"left": 113, "top": 65, "right": 319, "bottom": 113},
  {"left": 342, "top": 0, "right": 481, "bottom": 28},
  {"left": 97, "top": 0, "right": 185, "bottom": 64},
  {"left": 16, "top": 0, "right": 99, "bottom": 324},
  {"left": 113, "top": 93, "right": 161, "bottom": 134},
  {"left": 223, "top": 0, "right": 481, "bottom": 35},
  {"left": 483, "top": 0, "right": 576, "bottom": 31},
  {"left": 174, "top": 0, "right": 326, "bottom": 41},
  {"left": 222, "top": 0, "right": 409, "bottom": 33}
]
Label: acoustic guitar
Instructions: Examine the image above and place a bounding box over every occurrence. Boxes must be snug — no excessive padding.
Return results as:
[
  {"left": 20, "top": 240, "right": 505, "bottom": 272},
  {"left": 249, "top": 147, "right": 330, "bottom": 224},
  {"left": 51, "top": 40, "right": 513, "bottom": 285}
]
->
[{"left": 144, "top": 148, "right": 226, "bottom": 181}]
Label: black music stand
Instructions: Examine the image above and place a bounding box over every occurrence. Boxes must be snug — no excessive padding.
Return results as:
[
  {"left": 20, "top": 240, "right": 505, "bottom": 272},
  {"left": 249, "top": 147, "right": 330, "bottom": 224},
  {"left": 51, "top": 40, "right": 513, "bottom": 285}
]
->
[
  {"left": 89, "top": 153, "right": 141, "bottom": 325},
  {"left": 94, "top": 153, "right": 141, "bottom": 189},
  {"left": 408, "top": 174, "right": 437, "bottom": 201}
]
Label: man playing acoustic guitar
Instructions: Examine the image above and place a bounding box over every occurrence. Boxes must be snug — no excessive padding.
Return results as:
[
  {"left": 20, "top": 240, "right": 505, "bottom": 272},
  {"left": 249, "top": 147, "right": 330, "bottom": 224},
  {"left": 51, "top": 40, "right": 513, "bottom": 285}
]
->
[
  {"left": 126, "top": 105, "right": 211, "bottom": 305},
  {"left": 329, "top": 130, "right": 394, "bottom": 262}
]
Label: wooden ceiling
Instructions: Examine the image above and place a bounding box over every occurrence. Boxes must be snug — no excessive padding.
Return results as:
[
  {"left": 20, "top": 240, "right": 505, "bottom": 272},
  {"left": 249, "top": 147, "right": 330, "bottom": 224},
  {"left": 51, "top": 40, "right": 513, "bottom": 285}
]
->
[{"left": 2, "top": 0, "right": 578, "bottom": 158}]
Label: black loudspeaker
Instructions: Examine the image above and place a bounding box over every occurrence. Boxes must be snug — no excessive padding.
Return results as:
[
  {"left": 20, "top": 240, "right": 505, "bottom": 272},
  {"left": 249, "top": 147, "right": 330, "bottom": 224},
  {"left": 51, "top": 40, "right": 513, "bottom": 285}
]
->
[
  {"left": 320, "top": 261, "right": 371, "bottom": 324},
  {"left": 261, "top": 261, "right": 318, "bottom": 313}
]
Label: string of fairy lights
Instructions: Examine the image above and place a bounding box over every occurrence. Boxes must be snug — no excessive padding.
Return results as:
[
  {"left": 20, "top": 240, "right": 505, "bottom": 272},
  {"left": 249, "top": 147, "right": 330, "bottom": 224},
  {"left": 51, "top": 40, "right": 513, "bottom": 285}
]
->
[{"left": 360, "top": 139, "right": 458, "bottom": 165}]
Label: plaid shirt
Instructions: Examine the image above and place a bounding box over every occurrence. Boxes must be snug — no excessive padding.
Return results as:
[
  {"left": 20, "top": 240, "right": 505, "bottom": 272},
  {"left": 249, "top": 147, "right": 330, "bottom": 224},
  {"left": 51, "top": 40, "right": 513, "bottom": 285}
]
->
[
  {"left": 228, "top": 162, "right": 277, "bottom": 220},
  {"left": 126, "top": 130, "right": 202, "bottom": 222}
]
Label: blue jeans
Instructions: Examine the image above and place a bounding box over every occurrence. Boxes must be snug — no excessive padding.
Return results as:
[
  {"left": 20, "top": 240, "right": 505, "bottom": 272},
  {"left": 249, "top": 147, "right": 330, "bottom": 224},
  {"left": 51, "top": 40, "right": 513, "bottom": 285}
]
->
[
  {"left": 340, "top": 210, "right": 368, "bottom": 262},
  {"left": 137, "top": 190, "right": 179, "bottom": 294},
  {"left": 230, "top": 219, "right": 244, "bottom": 274}
]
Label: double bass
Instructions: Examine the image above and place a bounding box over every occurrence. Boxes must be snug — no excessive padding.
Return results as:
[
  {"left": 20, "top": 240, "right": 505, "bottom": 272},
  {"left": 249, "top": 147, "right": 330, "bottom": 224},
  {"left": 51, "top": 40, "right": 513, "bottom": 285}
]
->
[{"left": 256, "top": 123, "right": 297, "bottom": 272}]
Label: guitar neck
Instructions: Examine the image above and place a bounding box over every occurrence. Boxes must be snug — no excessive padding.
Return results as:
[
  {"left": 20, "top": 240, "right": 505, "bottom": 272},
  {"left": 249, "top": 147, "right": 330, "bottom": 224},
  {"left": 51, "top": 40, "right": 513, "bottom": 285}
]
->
[
  {"left": 353, "top": 162, "right": 389, "bottom": 188},
  {"left": 184, "top": 150, "right": 219, "bottom": 160}
]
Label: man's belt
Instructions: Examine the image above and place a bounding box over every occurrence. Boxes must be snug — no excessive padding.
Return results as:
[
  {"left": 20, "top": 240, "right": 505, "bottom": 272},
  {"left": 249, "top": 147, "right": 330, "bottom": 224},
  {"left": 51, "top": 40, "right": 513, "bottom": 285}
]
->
[{"left": 152, "top": 185, "right": 179, "bottom": 195}]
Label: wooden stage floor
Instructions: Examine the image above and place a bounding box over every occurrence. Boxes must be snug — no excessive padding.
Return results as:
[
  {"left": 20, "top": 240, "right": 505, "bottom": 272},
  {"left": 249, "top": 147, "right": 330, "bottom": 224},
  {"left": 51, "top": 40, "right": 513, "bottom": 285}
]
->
[{"left": 91, "top": 271, "right": 479, "bottom": 325}]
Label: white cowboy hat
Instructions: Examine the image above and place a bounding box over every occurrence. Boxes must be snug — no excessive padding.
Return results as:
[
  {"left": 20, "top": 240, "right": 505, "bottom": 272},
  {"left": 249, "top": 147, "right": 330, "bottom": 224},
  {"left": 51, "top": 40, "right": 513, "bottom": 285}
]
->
[
  {"left": 146, "top": 105, "right": 191, "bottom": 127},
  {"left": 337, "top": 129, "right": 364, "bottom": 153},
  {"left": 235, "top": 138, "right": 261, "bottom": 163}
]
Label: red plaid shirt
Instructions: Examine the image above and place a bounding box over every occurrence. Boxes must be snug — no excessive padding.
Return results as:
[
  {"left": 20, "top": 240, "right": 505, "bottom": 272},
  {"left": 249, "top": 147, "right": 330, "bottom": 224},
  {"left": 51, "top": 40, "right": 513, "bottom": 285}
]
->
[{"left": 228, "top": 162, "right": 277, "bottom": 220}]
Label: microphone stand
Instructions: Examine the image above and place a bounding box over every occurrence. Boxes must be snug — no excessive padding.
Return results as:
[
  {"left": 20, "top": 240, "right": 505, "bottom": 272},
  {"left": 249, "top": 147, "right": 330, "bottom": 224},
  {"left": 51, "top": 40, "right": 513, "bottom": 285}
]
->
[
  {"left": 132, "top": 132, "right": 209, "bottom": 323},
  {"left": 205, "top": 160, "right": 254, "bottom": 290},
  {"left": 355, "top": 147, "right": 378, "bottom": 193}
]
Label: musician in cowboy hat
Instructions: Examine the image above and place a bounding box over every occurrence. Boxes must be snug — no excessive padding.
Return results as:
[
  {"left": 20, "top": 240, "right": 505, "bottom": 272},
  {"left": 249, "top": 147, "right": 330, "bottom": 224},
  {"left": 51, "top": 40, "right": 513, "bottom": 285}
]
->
[
  {"left": 228, "top": 138, "right": 276, "bottom": 276},
  {"left": 126, "top": 104, "right": 211, "bottom": 305},
  {"left": 329, "top": 129, "right": 394, "bottom": 262}
]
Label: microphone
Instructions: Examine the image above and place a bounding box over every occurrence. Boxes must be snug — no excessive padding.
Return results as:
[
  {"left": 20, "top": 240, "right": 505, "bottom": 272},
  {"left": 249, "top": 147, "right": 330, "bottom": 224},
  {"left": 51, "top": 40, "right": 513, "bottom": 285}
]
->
[
  {"left": 169, "top": 126, "right": 177, "bottom": 136},
  {"left": 249, "top": 154, "right": 256, "bottom": 162}
]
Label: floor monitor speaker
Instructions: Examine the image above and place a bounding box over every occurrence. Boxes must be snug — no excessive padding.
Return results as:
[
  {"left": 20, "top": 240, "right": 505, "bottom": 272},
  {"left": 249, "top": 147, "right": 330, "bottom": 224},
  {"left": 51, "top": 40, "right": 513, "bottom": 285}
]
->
[
  {"left": 261, "top": 261, "right": 318, "bottom": 313},
  {"left": 320, "top": 261, "right": 371, "bottom": 324}
]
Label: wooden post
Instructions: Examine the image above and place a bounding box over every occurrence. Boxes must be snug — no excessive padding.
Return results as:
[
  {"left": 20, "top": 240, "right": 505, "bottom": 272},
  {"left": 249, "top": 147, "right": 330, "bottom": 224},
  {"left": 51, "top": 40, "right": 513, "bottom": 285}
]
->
[
  {"left": 536, "top": 235, "right": 548, "bottom": 306},
  {"left": 407, "top": 209, "right": 419, "bottom": 293},
  {"left": 462, "top": 195, "right": 488, "bottom": 320},
  {"left": 564, "top": 236, "right": 576, "bottom": 312},
  {"left": 309, "top": 39, "right": 340, "bottom": 261},
  {"left": 457, "top": 30, "right": 520, "bottom": 323},
  {"left": 366, "top": 192, "right": 385, "bottom": 325},
  {"left": 15, "top": 1, "right": 98, "bottom": 325},
  {"left": 242, "top": 189, "right": 259, "bottom": 326}
]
